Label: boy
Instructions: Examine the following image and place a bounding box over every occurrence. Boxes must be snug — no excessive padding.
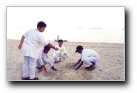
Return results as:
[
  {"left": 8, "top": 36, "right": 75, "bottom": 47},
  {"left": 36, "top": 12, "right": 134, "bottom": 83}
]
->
[
  {"left": 18, "top": 21, "right": 58, "bottom": 80},
  {"left": 37, "top": 45, "right": 57, "bottom": 72},
  {"left": 53, "top": 39, "right": 69, "bottom": 63},
  {"left": 73, "top": 45, "right": 100, "bottom": 71}
]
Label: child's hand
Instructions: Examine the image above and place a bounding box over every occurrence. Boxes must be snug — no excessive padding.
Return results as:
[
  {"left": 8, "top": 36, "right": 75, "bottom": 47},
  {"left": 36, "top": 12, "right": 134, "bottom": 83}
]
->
[
  {"left": 70, "top": 65, "right": 76, "bottom": 69},
  {"left": 55, "top": 47, "right": 59, "bottom": 50},
  {"left": 43, "top": 67, "right": 47, "bottom": 72},
  {"left": 18, "top": 44, "right": 22, "bottom": 49},
  {"left": 72, "top": 64, "right": 76, "bottom": 67},
  {"left": 42, "top": 65, "right": 47, "bottom": 72}
]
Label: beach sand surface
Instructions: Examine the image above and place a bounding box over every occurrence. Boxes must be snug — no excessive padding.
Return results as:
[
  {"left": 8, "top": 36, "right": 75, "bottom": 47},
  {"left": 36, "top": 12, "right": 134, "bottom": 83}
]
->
[{"left": 7, "top": 39, "right": 125, "bottom": 81}]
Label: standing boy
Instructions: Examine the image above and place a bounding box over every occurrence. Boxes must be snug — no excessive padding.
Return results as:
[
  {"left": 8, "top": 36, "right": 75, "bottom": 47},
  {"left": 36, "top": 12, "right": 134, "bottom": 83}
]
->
[
  {"left": 37, "top": 45, "right": 57, "bottom": 72},
  {"left": 18, "top": 21, "right": 58, "bottom": 80},
  {"left": 73, "top": 45, "right": 100, "bottom": 71},
  {"left": 53, "top": 39, "right": 69, "bottom": 63}
]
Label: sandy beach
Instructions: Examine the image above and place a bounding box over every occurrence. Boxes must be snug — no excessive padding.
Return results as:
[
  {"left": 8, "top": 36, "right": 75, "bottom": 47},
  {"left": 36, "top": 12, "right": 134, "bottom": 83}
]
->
[{"left": 7, "top": 39, "right": 125, "bottom": 81}]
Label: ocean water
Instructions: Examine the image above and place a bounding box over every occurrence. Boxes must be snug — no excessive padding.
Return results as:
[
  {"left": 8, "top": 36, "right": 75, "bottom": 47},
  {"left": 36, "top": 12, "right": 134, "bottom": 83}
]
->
[
  {"left": 66, "top": 29, "right": 124, "bottom": 43},
  {"left": 7, "top": 28, "right": 124, "bottom": 44}
]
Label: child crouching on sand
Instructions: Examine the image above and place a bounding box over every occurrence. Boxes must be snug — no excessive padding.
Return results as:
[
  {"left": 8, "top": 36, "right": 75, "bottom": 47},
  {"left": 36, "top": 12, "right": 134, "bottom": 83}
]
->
[
  {"left": 37, "top": 45, "right": 57, "bottom": 72},
  {"left": 53, "top": 39, "right": 69, "bottom": 63},
  {"left": 72, "top": 45, "right": 100, "bottom": 71}
]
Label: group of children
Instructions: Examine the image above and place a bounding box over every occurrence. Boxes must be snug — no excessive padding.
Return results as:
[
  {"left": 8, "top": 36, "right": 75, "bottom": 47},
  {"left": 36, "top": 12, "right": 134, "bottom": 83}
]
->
[
  {"left": 18, "top": 21, "right": 100, "bottom": 80},
  {"left": 36, "top": 39, "right": 69, "bottom": 73}
]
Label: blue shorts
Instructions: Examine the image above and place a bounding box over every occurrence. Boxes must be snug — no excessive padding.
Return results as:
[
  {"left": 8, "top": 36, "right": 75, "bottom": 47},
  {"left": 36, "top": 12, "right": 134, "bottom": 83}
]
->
[{"left": 91, "top": 62, "right": 96, "bottom": 65}]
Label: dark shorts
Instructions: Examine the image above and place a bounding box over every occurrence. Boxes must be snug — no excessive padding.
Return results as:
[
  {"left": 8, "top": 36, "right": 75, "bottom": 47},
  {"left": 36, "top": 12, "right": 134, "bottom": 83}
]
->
[{"left": 91, "top": 62, "right": 96, "bottom": 65}]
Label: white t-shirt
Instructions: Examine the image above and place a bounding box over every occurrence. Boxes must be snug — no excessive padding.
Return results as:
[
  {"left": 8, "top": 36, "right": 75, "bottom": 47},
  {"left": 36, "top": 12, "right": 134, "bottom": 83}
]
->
[
  {"left": 22, "top": 29, "right": 49, "bottom": 59},
  {"left": 38, "top": 49, "right": 49, "bottom": 66},
  {"left": 81, "top": 49, "right": 100, "bottom": 62},
  {"left": 54, "top": 45, "right": 66, "bottom": 54}
]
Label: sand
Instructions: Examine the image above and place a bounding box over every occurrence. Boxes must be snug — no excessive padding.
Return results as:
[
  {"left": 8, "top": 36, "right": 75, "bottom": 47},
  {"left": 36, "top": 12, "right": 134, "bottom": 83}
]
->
[{"left": 7, "top": 39, "right": 125, "bottom": 81}]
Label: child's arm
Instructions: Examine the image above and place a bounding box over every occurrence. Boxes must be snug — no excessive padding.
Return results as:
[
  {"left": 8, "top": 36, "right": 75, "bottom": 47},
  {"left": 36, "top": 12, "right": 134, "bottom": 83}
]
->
[
  {"left": 76, "top": 61, "right": 83, "bottom": 70},
  {"left": 18, "top": 35, "right": 25, "bottom": 49},
  {"left": 38, "top": 50, "right": 45, "bottom": 66},
  {"left": 39, "top": 34, "right": 59, "bottom": 50},
  {"left": 18, "top": 30, "right": 31, "bottom": 49},
  {"left": 47, "top": 43, "right": 59, "bottom": 50},
  {"left": 73, "top": 59, "right": 81, "bottom": 67}
]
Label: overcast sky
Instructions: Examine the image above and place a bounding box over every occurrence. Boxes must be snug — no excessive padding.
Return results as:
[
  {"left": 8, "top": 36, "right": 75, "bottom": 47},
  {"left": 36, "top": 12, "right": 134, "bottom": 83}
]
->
[{"left": 7, "top": 7, "right": 124, "bottom": 42}]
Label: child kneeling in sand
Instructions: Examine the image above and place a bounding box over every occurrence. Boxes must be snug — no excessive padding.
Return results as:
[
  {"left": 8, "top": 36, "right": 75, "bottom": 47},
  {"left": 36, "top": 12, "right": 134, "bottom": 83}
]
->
[
  {"left": 53, "top": 39, "right": 69, "bottom": 63},
  {"left": 37, "top": 46, "right": 57, "bottom": 72},
  {"left": 72, "top": 45, "right": 100, "bottom": 71}
]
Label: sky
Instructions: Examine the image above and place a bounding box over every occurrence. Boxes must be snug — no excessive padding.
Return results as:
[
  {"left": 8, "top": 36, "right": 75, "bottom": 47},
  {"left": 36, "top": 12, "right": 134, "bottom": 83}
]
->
[{"left": 7, "top": 7, "right": 124, "bottom": 43}]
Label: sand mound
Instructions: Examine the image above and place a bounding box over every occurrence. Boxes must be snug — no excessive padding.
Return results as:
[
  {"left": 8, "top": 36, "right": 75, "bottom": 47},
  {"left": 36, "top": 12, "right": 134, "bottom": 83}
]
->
[{"left": 56, "top": 70, "right": 83, "bottom": 80}]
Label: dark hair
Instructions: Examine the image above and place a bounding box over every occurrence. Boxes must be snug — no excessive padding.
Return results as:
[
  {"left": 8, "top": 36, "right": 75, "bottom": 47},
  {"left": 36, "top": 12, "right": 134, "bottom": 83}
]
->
[
  {"left": 37, "top": 21, "right": 47, "bottom": 28},
  {"left": 75, "top": 45, "right": 83, "bottom": 52},
  {"left": 58, "top": 39, "right": 63, "bottom": 43},
  {"left": 44, "top": 45, "right": 50, "bottom": 50}
]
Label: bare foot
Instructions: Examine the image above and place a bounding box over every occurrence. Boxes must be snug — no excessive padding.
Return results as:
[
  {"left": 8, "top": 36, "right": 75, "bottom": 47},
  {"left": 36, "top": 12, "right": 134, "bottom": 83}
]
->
[
  {"left": 86, "top": 65, "right": 96, "bottom": 71},
  {"left": 51, "top": 66, "right": 57, "bottom": 71}
]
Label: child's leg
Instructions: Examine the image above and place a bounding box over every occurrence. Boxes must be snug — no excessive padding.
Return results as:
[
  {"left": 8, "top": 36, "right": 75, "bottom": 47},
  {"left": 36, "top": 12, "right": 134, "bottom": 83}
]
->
[
  {"left": 43, "top": 56, "right": 57, "bottom": 71},
  {"left": 83, "top": 56, "right": 97, "bottom": 66},
  {"left": 83, "top": 57, "right": 97, "bottom": 70},
  {"left": 83, "top": 57, "right": 93, "bottom": 66},
  {"left": 66, "top": 53, "right": 69, "bottom": 57},
  {"left": 36, "top": 60, "right": 43, "bottom": 72},
  {"left": 28, "top": 57, "right": 37, "bottom": 79},
  {"left": 47, "top": 61, "right": 54, "bottom": 68},
  {"left": 53, "top": 53, "right": 60, "bottom": 62},
  {"left": 64, "top": 52, "right": 69, "bottom": 57},
  {"left": 36, "top": 59, "right": 42, "bottom": 68},
  {"left": 22, "top": 56, "right": 29, "bottom": 78},
  {"left": 61, "top": 52, "right": 69, "bottom": 59},
  {"left": 86, "top": 65, "right": 96, "bottom": 71},
  {"left": 43, "top": 56, "right": 53, "bottom": 68}
]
